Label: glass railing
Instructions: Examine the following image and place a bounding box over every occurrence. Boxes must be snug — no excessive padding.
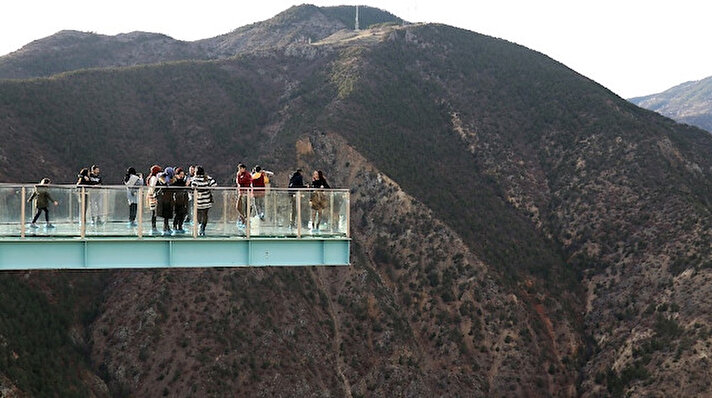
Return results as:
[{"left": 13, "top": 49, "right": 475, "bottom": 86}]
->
[{"left": 0, "top": 184, "right": 350, "bottom": 239}]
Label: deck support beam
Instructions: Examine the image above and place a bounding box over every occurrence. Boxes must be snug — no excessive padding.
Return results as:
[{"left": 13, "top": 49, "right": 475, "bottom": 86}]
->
[{"left": 0, "top": 238, "right": 350, "bottom": 270}]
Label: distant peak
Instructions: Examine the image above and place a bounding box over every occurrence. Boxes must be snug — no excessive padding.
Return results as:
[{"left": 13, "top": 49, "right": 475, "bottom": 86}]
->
[
  {"left": 115, "top": 31, "right": 174, "bottom": 41},
  {"left": 270, "top": 4, "right": 324, "bottom": 20},
  {"left": 266, "top": 4, "right": 403, "bottom": 30}
]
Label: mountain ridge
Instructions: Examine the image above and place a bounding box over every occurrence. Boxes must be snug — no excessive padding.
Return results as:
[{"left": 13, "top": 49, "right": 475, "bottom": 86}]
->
[{"left": 0, "top": 4, "right": 401, "bottom": 80}]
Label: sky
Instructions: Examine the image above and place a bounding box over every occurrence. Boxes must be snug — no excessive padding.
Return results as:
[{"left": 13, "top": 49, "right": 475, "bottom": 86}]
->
[{"left": 2, "top": 0, "right": 711, "bottom": 98}]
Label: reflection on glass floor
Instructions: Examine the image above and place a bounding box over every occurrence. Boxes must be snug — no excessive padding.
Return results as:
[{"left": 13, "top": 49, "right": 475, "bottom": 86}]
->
[{"left": 0, "top": 215, "right": 347, "bottom": 239}]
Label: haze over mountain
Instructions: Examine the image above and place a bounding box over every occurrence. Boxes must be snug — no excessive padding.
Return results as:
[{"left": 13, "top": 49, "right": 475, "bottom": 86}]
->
[
  {"left": 2, "top": 5, "right": 712, "bottom": 397},
  {"left": 630, "top": 76, "right": 712, "bottom": 132}
]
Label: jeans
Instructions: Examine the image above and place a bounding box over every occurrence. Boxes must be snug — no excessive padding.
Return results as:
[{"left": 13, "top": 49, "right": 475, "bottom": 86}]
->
[
  {"left": 197, "top": 208, "right": 209, "bottom": 233},
  {"left": 32, "top": 207, "right": 49, "bottom": 224},
  {"left": 129, "top": 203, "right": 137, "bottom": 223}
]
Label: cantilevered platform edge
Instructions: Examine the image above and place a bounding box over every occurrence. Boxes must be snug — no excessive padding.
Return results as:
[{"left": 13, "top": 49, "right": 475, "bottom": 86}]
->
[{"left": 0, "top": 238, "right": 351, "bottom": 270}]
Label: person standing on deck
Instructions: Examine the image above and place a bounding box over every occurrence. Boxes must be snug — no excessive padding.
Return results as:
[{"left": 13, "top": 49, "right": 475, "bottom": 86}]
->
[
  {"left": 76, "top": 168, "right": 91, "bottom": 223},
  {"left": 28, "top": 178, "right": 58, "bottom": 229},
  {"left": 172, "top": 168, "right": 189, "bottom": 234},
  {"left": 191, "top": 166, "right": 217, "bottom": 236},
  {"left": 251, "top": 165, "right": 267, "bottom": 220},
  {"left": 185, "top": 165, "right": 196, "bottom": 224},
  {"left": 155, "top": 167, "right": 176, "bottom": 236},
  {"left": 88, "top": 165, "right": 103, "bottom": 225},
  {"left": 123, "top": 167, "right": 143, "bottom": 227},
  {"left": 235, "top": 163, "right": 252, "bottom": 229},
  {"left": 288, "top": 169, "right": 306, "bottom": 229},
  {"left": 146, "top": 165, "right": 162, "bottom": 235},
  {"left": 310, "top": 170, "right": 330, "bottom": 231}
]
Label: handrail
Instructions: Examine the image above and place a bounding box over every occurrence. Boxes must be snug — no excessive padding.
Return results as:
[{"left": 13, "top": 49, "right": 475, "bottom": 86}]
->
[
  {"left": 0, "top": 183, "right": 348, "bottom": 191},
  {"left": 0, "top": 184, "right": 349, "bottom": 240}
]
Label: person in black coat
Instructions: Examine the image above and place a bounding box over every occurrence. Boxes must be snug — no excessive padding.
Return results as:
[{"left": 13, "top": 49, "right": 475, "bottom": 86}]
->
[
  {"left": 155, "top": 167, "right": 176, "bottom": 236},
  {"left": 309, "top": 170, "right": 330, "bottom": 231},
  {"left": 172, "top": 168, "right": 189, "bottom": 234},
  {"left": 288, "top": 169, "right": 306, "bottom": 228}
]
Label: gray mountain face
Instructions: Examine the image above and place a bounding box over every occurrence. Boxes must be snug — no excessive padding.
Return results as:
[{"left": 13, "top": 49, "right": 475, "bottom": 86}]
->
[{"left": 630, "top": 76, "right": 712, "bottom": 132}]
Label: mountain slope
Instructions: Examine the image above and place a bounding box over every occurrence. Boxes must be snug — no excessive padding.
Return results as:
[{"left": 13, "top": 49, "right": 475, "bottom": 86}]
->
[
  {"left": 1, "top": 12, "right": 712, "bottom": 398},
  {"left": 630, "top": 76, "right": 712, "bottom": 132},
  {"left": 0, "top": 30, "right": 205, "bottom": 80}
]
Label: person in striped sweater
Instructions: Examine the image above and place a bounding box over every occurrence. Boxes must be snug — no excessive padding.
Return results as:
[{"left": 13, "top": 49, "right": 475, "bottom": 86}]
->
[{"left": 189, "top": 166, "right": 217, "bottom": 236}]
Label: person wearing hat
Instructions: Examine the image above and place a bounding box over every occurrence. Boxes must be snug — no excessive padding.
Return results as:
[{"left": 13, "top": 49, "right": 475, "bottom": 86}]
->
[
  {"left": 190, "top": 166, "right": 217, "bottom": 236},
  {"left": 123, "top": 167, "right": 143, "bottom": 227},
  {"left": 155, "top": 166, "right": 176, "bottom": 236}
]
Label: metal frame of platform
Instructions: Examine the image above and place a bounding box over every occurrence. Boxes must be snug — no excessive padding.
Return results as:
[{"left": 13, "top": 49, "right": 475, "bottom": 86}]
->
[{"left": 0, "top": 237, "right": 350, "bottom": 270}]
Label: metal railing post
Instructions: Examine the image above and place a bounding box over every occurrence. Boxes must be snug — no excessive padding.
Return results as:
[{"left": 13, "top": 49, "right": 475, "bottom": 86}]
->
[
  {"left": 330, "top": 193, "right": 335, "bottom": 233},
  {"left": 103, "top": 188, "right": 109, "bottom": 224},
  {"left": 346, "top": 191, "right": 350, "bottom": 238},
  {"left": 246, "top": 190, "right": 251, "bottom": 238},
  {"left": 192, "top": 188, "right": 198, "bottom": 238},
  {"left": 296, "top": 190, "right": 302, "bottom": 238},
  {"left": 137, "top": 187, "right": 143, "bottom": 238},
  {"left": 68, "top": 188, "right": 73, "bottom": 225},
  {"left": 20, "top": 187, "right": 26, "bottom": 238},
  {"left": 222, "top": 190, "right": 228, "bottom": 234},
  {"left": 80, "top": 187, "right": 86, "bottom": 238}
]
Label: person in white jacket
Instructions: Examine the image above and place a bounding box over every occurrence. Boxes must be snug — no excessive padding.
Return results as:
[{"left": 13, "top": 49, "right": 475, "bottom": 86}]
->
[{"left": 123, "top": 167, "right": 143, "bottom": 227}]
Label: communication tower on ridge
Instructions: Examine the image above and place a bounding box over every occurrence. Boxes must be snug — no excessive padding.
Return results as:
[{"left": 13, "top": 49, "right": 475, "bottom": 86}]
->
[{"left": 355, "top": 5, "right": 360, "bottom": 31}]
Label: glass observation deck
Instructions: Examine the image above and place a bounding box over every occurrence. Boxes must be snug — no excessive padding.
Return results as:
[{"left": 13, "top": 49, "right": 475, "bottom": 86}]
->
[{"left": 0, "top": 184, "right": 350, "bottom": 269}]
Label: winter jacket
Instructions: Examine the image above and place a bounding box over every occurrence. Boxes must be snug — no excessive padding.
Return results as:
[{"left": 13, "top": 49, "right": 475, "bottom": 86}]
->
[
  {"left": 28, "top": 187, "right": 55, "bottom": 209},
  {"left": 191, "top": 175, "right": 217, "bottom": 210},
  {"left": 124, "top": 174, "right": 143, "bottom": 204}
]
